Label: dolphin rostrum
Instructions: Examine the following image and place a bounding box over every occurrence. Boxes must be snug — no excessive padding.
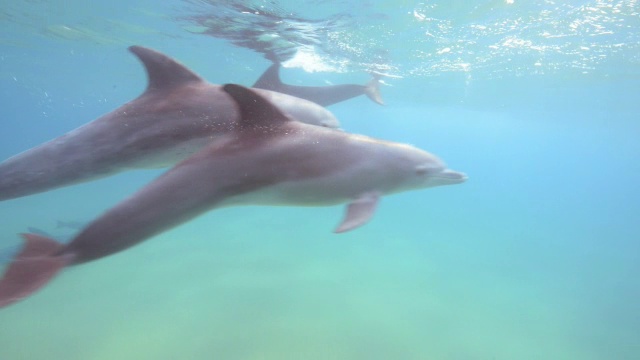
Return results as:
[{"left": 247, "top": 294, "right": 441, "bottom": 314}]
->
[
  {"left": 252, "top": 62, "right": 384, "bottom": 106},
  {"left": 0, "top": 84, "right": 466, "bottom": 308},
  {"left": 0, "top": 46, "right": 339, "bottom": 202}
]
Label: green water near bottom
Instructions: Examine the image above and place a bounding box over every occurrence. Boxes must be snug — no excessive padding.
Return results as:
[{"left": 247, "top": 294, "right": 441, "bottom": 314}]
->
[{"left": 0, "top": 201, "right": 635, "bottom": 360}]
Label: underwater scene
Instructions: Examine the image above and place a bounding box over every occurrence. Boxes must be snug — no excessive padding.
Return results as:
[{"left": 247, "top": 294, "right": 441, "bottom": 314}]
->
[{"left": 0, "top": 0, "right": 639, "bottom": 359}]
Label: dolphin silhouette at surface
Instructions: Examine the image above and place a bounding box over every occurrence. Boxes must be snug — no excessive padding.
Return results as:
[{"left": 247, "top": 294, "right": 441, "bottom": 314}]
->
[
  {"left": 0, "top": 46, "right": 339, "bottom": 202},
  {"left": 252, "top": 63, "right": 384, "bottom": 106},
  {"left": 0, "top": 84, "right": 466, "bottom": 308}
]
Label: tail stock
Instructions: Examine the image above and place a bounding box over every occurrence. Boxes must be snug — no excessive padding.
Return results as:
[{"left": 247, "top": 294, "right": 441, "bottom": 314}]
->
[{"left": 0, "top": 234, "right": 69, "bottom": 308}]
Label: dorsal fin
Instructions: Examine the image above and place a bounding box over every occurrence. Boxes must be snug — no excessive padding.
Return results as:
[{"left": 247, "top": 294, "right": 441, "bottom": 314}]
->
[
  {"left": 222, "top": 84, "right": 291, "bottom": 130},
  {"left": 252, "top": 63, "right": 283, "bottom": 90},
  {"left": 128, "top": 46, "right": 204, "bottom": 92}
]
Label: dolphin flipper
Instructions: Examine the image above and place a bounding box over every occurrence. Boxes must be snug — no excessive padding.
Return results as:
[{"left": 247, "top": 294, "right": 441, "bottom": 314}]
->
[
  {"left": 334, "top": 192, "right": 380, "bottom": 233},
  {"left": 0, "top": 234, "right": 68, "bottom": 308}
]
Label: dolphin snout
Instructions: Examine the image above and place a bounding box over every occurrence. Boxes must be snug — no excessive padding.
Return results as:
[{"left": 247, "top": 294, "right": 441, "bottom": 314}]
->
[{"left": 437, "top": 169, "right": 468, "bottom": 184}]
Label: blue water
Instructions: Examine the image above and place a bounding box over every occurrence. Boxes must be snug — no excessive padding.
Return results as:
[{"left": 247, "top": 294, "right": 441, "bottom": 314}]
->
[{"left": 1, "top": 1, "right": 639, "bottom": 359}]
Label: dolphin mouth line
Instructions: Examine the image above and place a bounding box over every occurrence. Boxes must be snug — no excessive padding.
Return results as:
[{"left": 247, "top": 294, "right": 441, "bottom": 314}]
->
[{"left": 436, "top": 170, "right": 468, "bottom": 183}]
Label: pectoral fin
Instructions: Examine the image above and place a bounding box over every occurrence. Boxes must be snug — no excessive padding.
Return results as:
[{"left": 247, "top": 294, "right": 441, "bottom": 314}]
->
[{"left": 334, "top": 192, "right": 380, "bottom": 233}]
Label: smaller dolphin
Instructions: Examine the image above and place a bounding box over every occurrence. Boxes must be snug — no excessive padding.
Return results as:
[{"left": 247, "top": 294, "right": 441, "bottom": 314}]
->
[
  {"left": 0, "top": 46, "right": 339, "bottom": 202},
  {"left": 0, "top": 84, "right": 465, "bottom": 309},
  {"left": 253, "top": 63, "right": 384, "bottom": 106}
]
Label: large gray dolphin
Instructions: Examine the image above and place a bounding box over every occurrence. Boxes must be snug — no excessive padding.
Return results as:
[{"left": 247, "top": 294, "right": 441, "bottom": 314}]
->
[
  {"left": 0, "top": 84, "right": 466, "bottom": 308},
  {"left": 252, "top": 63, "right": 384, "bottom": 106},
  {"left": 0, "top": 46, "right": 339, "bottom": 202}
]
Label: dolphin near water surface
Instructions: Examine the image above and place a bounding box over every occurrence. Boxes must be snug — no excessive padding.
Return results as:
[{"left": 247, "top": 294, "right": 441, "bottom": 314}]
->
[
  {"left": 0, "top": 84, "right": 466, "bottom": 309},
  {"left": 252, "top": 62, "right": 384, "bottom": 106},
  {"left": 0, "top": 46, "right": 339, "bottom": 202}
]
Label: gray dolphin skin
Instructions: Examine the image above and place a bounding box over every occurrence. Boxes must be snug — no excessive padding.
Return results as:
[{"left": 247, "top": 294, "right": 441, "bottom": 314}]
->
[
  {"left": 0, "top": 46, "right": 339, "bottom": 202},
  {"left": 0, "top": 84, "right": 466, "bottom": 308},
  {"left": 252, "top": 63, "right": 384, "bottom": 106}
]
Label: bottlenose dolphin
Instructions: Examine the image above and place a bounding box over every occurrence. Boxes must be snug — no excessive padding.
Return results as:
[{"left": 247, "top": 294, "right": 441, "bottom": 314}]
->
[
  {"left": 0, "top": 46, "right": 339, "bottom": 202},
  {"left": 252, "top": 63, "right": 384, "bottom": 106},
  {"left": 0, "top": 84, "right": 466, "bottom": 308}
]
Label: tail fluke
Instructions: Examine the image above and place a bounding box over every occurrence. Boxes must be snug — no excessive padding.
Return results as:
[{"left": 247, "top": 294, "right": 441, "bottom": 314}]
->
[
  {"left": 0, "top": 234, "right": 69, "bottom": 308},
  {"left": 364, "top": 75, "right": 384, "bottom": 105}
]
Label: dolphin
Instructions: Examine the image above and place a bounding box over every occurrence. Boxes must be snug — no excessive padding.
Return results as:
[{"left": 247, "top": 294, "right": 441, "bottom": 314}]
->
[
  {"left": 0, "top": 84, "right": 466, "bottom": 308},
  {"left": 252, "top": 62, "right": 384, "bottom": 106},
  {"left": 0, "top": 46, "right": 339, "bottom": 202}
]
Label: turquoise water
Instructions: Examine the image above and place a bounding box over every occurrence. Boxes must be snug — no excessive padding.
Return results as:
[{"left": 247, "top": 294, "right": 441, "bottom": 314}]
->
[{"left": 1, "top": 1, "right": 639, "bottom": 359}]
